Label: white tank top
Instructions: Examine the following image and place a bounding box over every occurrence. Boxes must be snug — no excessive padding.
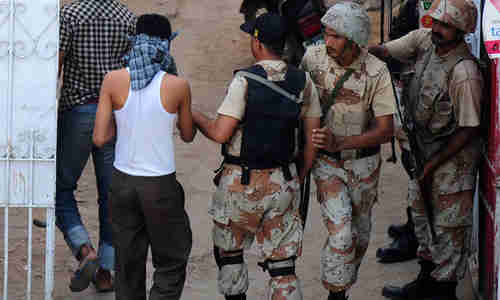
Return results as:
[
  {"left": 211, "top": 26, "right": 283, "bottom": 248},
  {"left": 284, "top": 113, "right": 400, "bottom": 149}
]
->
[{"left": 113, "top": 69, "right": 177, "bottom": 176}]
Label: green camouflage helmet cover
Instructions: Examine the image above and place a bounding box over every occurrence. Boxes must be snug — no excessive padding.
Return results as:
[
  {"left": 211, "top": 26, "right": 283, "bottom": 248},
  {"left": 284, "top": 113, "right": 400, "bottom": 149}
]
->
[
  {"left": 427, "top": 0, "right": 478, "bottom": 33},
  {"left": 321, "top": 1, "right": 371, "bottom": 47}
]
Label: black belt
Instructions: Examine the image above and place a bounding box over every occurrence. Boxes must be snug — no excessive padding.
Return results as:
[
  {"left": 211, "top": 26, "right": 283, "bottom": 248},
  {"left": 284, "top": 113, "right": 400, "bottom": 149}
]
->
[
  {"left": 222, "top": 155, "right": 295, "bottom": 185},
  {"left": 319, "top": 145, "right": 380, "bottom": 161}
]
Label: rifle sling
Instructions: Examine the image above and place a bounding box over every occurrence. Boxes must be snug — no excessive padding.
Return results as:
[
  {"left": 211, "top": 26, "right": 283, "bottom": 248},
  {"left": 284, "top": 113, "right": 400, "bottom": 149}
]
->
[{"left": 321, "top": 68, "right": 354, "bottom": 118}]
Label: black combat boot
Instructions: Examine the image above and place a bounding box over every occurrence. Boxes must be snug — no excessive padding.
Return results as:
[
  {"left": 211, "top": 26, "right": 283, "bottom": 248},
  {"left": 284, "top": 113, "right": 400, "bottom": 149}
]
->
[
  {"left": 376, "top": 207, "right": 418, "bottom": 263},
  {"left": 225, "top": 293, "right": 246, "bottom": 300},
  {"left": 382, "top": 259, "right": 437, "bottom": 300},
  {"left": 429, "top": 281, "right": 458, "bottom": 300},
  {"left": 328, "top": 290, "right": 347, "bottom": 300},
  {"left": 388, "top": 207, "right": 414, "bottom": 238},
  {"left": 376, "top": 228, "right": 418, "bottom": 263}
]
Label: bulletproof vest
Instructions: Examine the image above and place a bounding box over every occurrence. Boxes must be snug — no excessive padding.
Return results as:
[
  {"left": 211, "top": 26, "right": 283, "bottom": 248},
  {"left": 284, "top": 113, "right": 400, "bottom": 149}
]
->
[
  {"left": 406, "top": 46, "right": 475, "bottom": 161},
  {"left": 222, "top": 64, "right": 306, "bottom": 184}
]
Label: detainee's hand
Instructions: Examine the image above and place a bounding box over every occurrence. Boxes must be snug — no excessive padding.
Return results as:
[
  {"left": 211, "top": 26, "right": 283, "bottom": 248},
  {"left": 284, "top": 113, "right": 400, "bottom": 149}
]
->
[{"left": 312, "top": 127, "right": 335, "bottom": 151}]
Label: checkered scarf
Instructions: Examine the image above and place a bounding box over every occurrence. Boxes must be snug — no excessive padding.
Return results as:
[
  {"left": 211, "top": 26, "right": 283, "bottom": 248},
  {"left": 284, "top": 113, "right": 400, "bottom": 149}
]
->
[{"left": 123, "top": 33, "right": 178, "bottom": 90}]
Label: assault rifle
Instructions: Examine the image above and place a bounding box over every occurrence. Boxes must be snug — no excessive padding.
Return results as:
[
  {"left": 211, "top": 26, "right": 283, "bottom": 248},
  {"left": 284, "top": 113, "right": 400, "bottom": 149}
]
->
[
  {"left": 406, "top": 128, "right": 437, "bottom": 241},
  {"left": 395, "top": 75, "right": 437, "bottom": 242}
]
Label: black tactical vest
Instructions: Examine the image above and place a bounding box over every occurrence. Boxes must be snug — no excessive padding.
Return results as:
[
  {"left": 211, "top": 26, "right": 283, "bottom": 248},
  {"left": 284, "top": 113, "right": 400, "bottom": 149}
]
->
[{"left": 222, "top": 64, "right": 306, "bottom": 184}]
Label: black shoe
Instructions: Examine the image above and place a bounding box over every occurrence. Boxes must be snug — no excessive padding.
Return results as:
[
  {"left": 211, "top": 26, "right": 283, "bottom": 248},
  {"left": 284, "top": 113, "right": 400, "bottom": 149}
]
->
[
  {"left": 328, "top": 290, "right": 347, "bottom": 300},
  {"left": 388, "top": 207, "right": 415, "bottom": 239},
  {"left": 376, "top": 230, "right": 418, "bottom": 263},
  {"left": 382, "top": 260, "right": 437, "bottom": 300},
  {"left": 387, "top": 222, "right": 412, "bottom": 239}
]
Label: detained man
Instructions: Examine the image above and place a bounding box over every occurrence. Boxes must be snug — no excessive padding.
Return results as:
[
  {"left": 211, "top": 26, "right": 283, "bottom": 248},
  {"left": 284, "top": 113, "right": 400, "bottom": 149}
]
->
[{"left": 93, "top": 14, "right": 195, "bottom": 300}]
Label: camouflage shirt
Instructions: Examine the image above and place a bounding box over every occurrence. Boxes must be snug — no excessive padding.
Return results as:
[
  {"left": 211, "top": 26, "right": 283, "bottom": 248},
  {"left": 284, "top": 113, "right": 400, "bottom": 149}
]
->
[
  {"left": 300, "top": 45, "right": 395, "bottom": 139},
  {"left": 385, "top": 29, "right": 484, "bottom": 193}
]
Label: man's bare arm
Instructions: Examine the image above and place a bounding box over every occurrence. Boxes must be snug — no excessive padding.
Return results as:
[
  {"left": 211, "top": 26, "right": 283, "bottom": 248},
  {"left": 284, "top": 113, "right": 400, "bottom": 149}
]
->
[
  {"left": 93, "top": 74, "right": 116, "bottom": 147},
  {"left": 312, "top": 115, "right": 394, "bottom": 152},
  {"left": 192, "top": 111, "right": 239, "bottom": 144},
  {"left": 176, "top": 79, "right": 196, "bottom": 143},
  {"left": 422, "top": 127, "right": 479, "bottom": 178},
  {"left": 300, "top": 117, "right": 320, "bottom": 181},
  {"left": 338, "top": 115, "right": 394, "bottom": 150}
]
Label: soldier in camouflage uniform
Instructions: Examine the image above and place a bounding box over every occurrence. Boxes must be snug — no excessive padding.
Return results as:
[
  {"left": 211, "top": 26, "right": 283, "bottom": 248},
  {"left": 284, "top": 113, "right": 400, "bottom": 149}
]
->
[
  {"left": 369, "top": 0, "right": 483, "bottom": 299},
  {"left": 193, "top": 13, "right": 321, "bottom": 300},
  {"left": 300, "top": 3, "right": 395, "bottom": 300}
]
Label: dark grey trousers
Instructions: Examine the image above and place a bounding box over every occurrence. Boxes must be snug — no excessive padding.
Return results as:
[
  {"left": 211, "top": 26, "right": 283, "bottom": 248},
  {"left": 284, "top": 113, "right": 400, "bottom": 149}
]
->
[{"left": 110, "top": 168, "right": 192, "bottom": 300}]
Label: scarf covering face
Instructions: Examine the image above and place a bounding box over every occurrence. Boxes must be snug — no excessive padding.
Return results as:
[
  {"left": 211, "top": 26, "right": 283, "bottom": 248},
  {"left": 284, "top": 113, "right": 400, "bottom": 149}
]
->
[{"left": 123, "top": 33, "right": 178, "bottom": 90}]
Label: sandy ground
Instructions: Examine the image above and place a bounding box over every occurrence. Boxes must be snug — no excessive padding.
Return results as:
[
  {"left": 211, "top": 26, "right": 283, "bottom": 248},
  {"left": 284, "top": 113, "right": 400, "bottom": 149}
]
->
[{"left": 0, "top": 0, "right": 477, "bottom": 299}]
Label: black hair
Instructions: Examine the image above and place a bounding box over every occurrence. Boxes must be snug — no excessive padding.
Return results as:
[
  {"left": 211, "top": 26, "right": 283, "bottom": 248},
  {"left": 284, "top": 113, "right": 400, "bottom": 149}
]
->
[
  {"left": 261, "top": 40, "right": 286, "bottom": 56},
  {"left": 136, "top": 14, "right": 172, "bottom": 39}
]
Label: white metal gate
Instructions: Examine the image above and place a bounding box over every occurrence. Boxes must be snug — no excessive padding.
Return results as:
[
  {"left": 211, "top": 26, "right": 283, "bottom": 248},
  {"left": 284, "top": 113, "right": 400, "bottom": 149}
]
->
[{"left": 0, "top": 0, "right": 58, "bottom": 299}]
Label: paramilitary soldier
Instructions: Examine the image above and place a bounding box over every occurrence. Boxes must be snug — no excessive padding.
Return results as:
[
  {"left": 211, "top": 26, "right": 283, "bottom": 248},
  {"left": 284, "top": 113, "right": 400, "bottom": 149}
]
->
[
  {"left": 369, "top": 0, "right": 483, "bottom": 299},
  {"left": 193, "top": 13, "right": 321, "bottom": 300},
  {"left": 300, "top": 3, "right": 395, "bottom": 300}
]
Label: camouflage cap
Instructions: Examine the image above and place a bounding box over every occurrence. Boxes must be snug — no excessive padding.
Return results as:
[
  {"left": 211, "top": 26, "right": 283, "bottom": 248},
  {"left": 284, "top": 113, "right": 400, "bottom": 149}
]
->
[
  {"left": 321, "top": 1, "right": 371, "bottom": 47},
  {"left": 427, "top": 0, "right": 478, "bottom": 33}
]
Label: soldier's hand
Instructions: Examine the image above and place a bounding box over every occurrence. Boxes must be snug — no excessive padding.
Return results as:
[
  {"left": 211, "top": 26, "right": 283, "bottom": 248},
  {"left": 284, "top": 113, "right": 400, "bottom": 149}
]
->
[{"left": 312, "top": 127, "right": 335, "bottom": 151}]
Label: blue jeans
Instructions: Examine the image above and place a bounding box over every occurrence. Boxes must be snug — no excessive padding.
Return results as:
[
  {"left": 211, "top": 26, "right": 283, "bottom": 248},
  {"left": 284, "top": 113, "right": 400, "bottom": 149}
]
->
[{"left": 56, "top": 103, "right": 114, "bottom": 270}]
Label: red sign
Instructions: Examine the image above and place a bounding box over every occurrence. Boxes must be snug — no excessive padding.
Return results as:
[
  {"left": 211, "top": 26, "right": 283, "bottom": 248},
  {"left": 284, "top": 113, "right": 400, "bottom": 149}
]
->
[
  {"left": 421, "top": 15, "right": 433, "bottom": 28},
  {"left": 485, "top": 41, "right": 500, "bottom": 55},
  {"left": 484, "top": 0, "right": 500, "bottom": 58}
]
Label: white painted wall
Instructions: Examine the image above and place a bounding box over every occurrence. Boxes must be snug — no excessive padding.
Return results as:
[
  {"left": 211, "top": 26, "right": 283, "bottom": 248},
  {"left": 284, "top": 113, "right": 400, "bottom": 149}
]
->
[
  {"left": 0, "top": 0, "right": 58, "bottom": 207},
  {"left": 0, "top": 0, "right": 58, "bottom": 299}
]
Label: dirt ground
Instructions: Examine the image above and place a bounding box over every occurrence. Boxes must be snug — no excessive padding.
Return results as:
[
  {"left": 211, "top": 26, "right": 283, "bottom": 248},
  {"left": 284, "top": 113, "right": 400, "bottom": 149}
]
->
[{"left": 0, "top": 0, "right": 478, "bottom": 299}]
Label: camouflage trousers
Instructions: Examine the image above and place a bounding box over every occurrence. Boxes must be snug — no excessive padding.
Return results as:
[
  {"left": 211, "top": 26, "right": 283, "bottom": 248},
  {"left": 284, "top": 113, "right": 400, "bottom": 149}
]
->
[
  {"left": 407, "top": 178, "right": 473, "bottom": 281},
  {"left": 210, "top": 164, "right": 304, "bottom": 299},
  {"left": 312, "top": 153, "right": 381, "bottom": 292}
]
